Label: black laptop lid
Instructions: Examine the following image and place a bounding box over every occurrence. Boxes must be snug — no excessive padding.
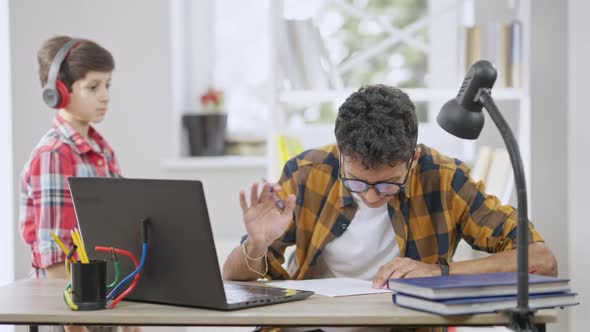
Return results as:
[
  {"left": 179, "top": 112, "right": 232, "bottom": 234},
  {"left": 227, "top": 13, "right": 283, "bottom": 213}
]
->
[{"left": 68, "top": 177, "right": 228, "bottom": 308}]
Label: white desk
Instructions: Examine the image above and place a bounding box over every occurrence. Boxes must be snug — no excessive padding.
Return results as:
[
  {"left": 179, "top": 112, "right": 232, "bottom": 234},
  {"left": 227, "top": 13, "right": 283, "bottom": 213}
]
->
[{"left": 0, "top": 279, "right": 556, "bottom": 330}]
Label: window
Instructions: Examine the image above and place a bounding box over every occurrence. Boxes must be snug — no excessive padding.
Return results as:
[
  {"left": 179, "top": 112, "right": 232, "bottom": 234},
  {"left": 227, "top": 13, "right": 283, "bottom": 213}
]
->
[
  {"left": 214, "top": 0, "right": 272, "bottom": 133},
  {"left": 279, "top": 0, "right": 455, "bottom": 127},
  {"left": 176, "top": 0, "right": 489, "bottom": 164},
  {"left": 274, "top": 0, "right": 481, "bottom": 164},
  {"left": 318, "top": 0, "right": 429, "bottom": 89}
]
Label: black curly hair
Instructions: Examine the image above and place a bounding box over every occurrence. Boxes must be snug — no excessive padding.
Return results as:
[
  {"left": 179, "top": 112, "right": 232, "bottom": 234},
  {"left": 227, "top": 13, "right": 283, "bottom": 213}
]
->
[{"left": 335, "top": 84, "right": 418, "bottom": 169}]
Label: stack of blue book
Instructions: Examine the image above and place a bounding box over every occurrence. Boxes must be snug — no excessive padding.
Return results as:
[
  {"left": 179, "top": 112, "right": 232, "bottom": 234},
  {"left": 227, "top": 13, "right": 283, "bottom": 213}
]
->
[{"left": 387, "top": 272, "right": 578, "bottom": 315}]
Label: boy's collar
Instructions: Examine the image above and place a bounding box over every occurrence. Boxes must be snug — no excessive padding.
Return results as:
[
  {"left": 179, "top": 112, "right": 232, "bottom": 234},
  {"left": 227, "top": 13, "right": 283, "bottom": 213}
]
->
[{"left": 53, "top": 114, "right": 103, "bottom": 153}]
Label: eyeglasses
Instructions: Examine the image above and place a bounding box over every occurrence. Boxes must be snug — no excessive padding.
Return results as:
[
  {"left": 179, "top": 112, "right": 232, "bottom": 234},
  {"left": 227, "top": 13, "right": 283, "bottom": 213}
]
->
[{"left": 338, "top": 153, "right": 413, "bottom": 196}]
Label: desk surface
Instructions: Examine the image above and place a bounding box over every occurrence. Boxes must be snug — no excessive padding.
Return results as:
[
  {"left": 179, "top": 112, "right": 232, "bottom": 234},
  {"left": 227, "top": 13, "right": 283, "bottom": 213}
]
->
[{"left": 0, "top": 279, "right": 557, "bottom": 327}]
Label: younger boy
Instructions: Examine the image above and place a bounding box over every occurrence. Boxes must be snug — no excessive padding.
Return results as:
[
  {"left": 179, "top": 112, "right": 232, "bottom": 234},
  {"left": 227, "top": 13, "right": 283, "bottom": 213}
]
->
[{"left": 19, "top": 36, "right": 121, "bottom": 279}]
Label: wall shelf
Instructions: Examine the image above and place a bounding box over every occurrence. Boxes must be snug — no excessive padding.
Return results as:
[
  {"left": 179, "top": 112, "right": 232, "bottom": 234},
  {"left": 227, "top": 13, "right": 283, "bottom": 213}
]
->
[{"left": 161, "top": 155, "right": 267, "bottom": 171}]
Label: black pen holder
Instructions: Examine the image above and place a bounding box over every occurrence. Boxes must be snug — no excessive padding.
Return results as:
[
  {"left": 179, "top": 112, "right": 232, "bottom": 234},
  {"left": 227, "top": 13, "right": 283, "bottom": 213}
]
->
[{"left": 71, "top": 260, "right": 107, "bottom": 310}]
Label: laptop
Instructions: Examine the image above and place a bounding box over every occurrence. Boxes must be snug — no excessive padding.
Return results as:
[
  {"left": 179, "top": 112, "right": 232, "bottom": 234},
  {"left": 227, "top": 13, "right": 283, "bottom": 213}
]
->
[{"left": 68, "top": 177, "right": 313, "bottom": 310}]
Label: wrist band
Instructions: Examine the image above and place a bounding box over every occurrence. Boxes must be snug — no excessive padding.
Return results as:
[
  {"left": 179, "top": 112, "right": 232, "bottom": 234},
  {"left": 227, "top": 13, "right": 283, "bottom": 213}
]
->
[
  {"left": 242, "top": 240, "right": 268, "bottom": 278},
  {"left": 242, "top": 239, "right": 267, "bottom": 260}
]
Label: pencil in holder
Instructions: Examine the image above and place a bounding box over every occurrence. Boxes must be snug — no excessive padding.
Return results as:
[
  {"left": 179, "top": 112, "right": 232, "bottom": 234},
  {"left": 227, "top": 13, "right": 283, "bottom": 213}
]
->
[{"left": 71, "top": 260, "right": 107, "bottom": 310}]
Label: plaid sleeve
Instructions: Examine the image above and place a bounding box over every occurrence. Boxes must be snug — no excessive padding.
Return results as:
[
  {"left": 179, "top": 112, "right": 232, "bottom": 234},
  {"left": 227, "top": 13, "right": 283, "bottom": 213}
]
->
[
  {"left": 449, "top": 166, "right": 544, "bottom": 253},
  {"left": 20, "top": 150, "right": 78, "bottom": 269}
]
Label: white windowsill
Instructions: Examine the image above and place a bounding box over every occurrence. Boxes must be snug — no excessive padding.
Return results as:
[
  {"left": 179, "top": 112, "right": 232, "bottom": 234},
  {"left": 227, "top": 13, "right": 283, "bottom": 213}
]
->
[{"left": 161, "top": 155, "right": 267, "bottom": 171}]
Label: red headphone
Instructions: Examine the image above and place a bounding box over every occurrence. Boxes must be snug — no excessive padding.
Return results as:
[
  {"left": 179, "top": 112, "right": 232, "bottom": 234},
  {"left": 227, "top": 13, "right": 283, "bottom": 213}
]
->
[{"left": 42, "top": 39, "right": 80, "bottom": 109}]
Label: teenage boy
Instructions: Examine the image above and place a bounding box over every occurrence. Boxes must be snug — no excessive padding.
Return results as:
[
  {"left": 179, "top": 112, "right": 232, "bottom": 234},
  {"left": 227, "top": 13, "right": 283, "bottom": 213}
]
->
[{"left": 224, "top": 84, "right": 557, "bottom": 284}]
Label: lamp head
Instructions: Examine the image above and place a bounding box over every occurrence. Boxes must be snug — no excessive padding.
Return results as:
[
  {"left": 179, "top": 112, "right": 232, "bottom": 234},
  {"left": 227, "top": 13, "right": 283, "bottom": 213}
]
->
[{"left": 437, "top": 60, "right": 497, "bottom": 139}]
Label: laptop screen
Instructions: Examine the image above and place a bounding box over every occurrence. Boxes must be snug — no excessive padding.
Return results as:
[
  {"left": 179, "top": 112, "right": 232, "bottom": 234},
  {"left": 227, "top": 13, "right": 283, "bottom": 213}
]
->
[{"left": 68, "top": 177, "right": 230, "bottom": 308}]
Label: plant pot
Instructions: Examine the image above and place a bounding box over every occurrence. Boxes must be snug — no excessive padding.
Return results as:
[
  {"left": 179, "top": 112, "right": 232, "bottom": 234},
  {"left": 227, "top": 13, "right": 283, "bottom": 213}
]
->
[{"left": 182, "top": 113, "right": 227, "bottom": 156}]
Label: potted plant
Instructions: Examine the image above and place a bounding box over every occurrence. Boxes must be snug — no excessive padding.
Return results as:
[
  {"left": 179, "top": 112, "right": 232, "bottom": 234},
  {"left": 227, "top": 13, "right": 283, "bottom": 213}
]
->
[{"left": 183, "top": 87, "right": 227, "bottom": 156}]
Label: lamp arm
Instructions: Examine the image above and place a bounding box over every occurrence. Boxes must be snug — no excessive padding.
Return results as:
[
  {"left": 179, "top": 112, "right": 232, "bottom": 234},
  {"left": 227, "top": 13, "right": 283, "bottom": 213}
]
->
[{"left": 477, "top": 89, "right": 536, "bottom": 332}]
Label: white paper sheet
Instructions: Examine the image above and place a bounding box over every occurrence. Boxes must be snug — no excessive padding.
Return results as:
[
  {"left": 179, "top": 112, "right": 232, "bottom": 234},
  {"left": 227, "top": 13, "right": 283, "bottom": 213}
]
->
[{"left": 267, "top": 278, "right": 394, "bottom": 297}]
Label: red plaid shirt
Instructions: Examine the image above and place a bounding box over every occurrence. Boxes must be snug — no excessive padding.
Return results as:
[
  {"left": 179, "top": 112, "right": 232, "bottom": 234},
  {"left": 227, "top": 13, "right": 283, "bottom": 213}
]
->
[{"left": 19, "top": 114, "right": 121, "bottom": 272}]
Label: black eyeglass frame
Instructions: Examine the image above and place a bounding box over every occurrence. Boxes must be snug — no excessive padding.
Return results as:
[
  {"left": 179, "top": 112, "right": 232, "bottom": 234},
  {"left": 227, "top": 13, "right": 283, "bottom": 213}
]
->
[{"left": 338, "top": 151, "right": 415, "bottom": 196}]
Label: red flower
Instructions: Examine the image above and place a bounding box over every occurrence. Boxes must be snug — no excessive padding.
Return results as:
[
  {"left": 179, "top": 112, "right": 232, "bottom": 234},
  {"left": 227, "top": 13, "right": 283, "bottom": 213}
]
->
[{"left": 200, "top": 87, "right": 224, "bottom": 110}]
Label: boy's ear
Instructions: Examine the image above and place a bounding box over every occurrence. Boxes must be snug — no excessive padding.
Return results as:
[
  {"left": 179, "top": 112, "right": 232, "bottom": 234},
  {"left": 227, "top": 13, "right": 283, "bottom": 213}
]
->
[{"left": 410, "top": 147, "right": 421, "bottom": 171}]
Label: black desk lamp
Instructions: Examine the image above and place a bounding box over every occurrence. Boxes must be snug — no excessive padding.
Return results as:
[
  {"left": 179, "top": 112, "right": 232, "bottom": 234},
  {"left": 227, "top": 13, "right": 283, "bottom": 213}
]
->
[{"left": 437, "top": 60, "right": 536, "bottom": 332}]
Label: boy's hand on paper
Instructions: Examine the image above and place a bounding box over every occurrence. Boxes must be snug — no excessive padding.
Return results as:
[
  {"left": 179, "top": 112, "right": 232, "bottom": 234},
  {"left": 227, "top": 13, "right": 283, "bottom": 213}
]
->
[
  {"left": 372, "top": 257, "right": 441, "bottom": 288},
  {"left": 239, "top": 182, "right": 296, "bottom": 252}
]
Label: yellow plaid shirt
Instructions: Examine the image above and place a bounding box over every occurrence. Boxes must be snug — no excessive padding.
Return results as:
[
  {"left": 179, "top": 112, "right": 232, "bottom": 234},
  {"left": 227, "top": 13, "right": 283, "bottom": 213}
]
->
[{"left": 247, "top": 143, "right": 543, "bottom": 281}]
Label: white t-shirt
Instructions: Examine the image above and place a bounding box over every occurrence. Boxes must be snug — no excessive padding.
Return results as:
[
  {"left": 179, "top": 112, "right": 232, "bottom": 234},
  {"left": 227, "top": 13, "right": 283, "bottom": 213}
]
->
[
  {"left": 292, "top": 194, "right": 399, "bottom": 332},
  {"left": 309, "top": 193, "right": 400, "bottom": 281}
]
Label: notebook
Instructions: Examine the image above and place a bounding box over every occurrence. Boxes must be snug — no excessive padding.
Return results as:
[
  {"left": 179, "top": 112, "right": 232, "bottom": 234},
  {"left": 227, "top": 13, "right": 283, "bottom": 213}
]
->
[
  {"left": 392, "top": 291, "right": 578, "bottom": 315},
  {"left": 387, "top": 272, "right": 570, "bottom": 300},
  {"left": 69, "top": 177, "right": 314, "bottom": 310}
]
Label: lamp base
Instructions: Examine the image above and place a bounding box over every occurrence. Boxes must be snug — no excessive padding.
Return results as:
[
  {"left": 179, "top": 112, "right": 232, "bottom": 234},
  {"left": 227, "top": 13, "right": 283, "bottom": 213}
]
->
[{"left": 508, "top": 307, "right": 538, "bottom": 332}]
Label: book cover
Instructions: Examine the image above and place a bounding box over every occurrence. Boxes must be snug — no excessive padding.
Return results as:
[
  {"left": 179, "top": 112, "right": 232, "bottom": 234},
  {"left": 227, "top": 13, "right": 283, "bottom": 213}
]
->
[
  {"left": 387, "top": 272, "right": 570, "bottom": 300},
  {"left": 470, "top": 145, "right": 493, "bottom": 183},
  {"left": 393, "top": 291, "right": 578, "bottom": 316},
  {"left": 465, "top": 25, "right": 482, "bottom": 73},
  {"left": 280, "top": 19, "right": 337, "bottom": 91},
  {"left": 485, "top": 148, "right": 511, "bottom": 199},
  {"left": 461, "top": 22, "right": 517, "bottom": 88},
  {"left": 280, "top": 19, "right": 307, "bottom": 90},
  {"left": 510, "top": 20, "right": 523, "bottom": 88}
]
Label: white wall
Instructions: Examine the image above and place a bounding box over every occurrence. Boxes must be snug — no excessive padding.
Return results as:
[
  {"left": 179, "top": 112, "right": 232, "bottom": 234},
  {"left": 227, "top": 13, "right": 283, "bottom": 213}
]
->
[
  {"left": 9, "top": 0, "right": 174, "bottom": 279},
  {"left": 568, "top": 0, "right": 590, "bottom": 330},
  {"left": 0, "top": 0, "right": 15, "bottom": 296},
  {"left": 530, "top": 1, "right": 570, "bottom": 331},
  {"left": 0, "top": 0, "right": 14, "bottom": 320}
]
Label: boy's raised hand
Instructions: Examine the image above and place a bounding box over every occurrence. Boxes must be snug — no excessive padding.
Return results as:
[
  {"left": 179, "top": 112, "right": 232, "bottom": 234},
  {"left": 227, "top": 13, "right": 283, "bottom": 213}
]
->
[{"left": 239, "top": 182, "right": 296, "bottom": 253}]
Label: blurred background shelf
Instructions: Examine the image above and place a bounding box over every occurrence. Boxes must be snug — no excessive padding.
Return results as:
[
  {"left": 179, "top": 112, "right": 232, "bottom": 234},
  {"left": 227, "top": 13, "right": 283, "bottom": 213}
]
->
[{"left": 279, "top": 88, "right": 526, "bottom": 105}]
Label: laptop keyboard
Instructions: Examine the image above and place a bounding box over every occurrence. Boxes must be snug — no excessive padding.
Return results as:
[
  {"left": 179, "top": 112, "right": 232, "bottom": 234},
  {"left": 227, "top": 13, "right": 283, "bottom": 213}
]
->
[{"left": 223, "top": 283, "right": 284, "bottom": 304}]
